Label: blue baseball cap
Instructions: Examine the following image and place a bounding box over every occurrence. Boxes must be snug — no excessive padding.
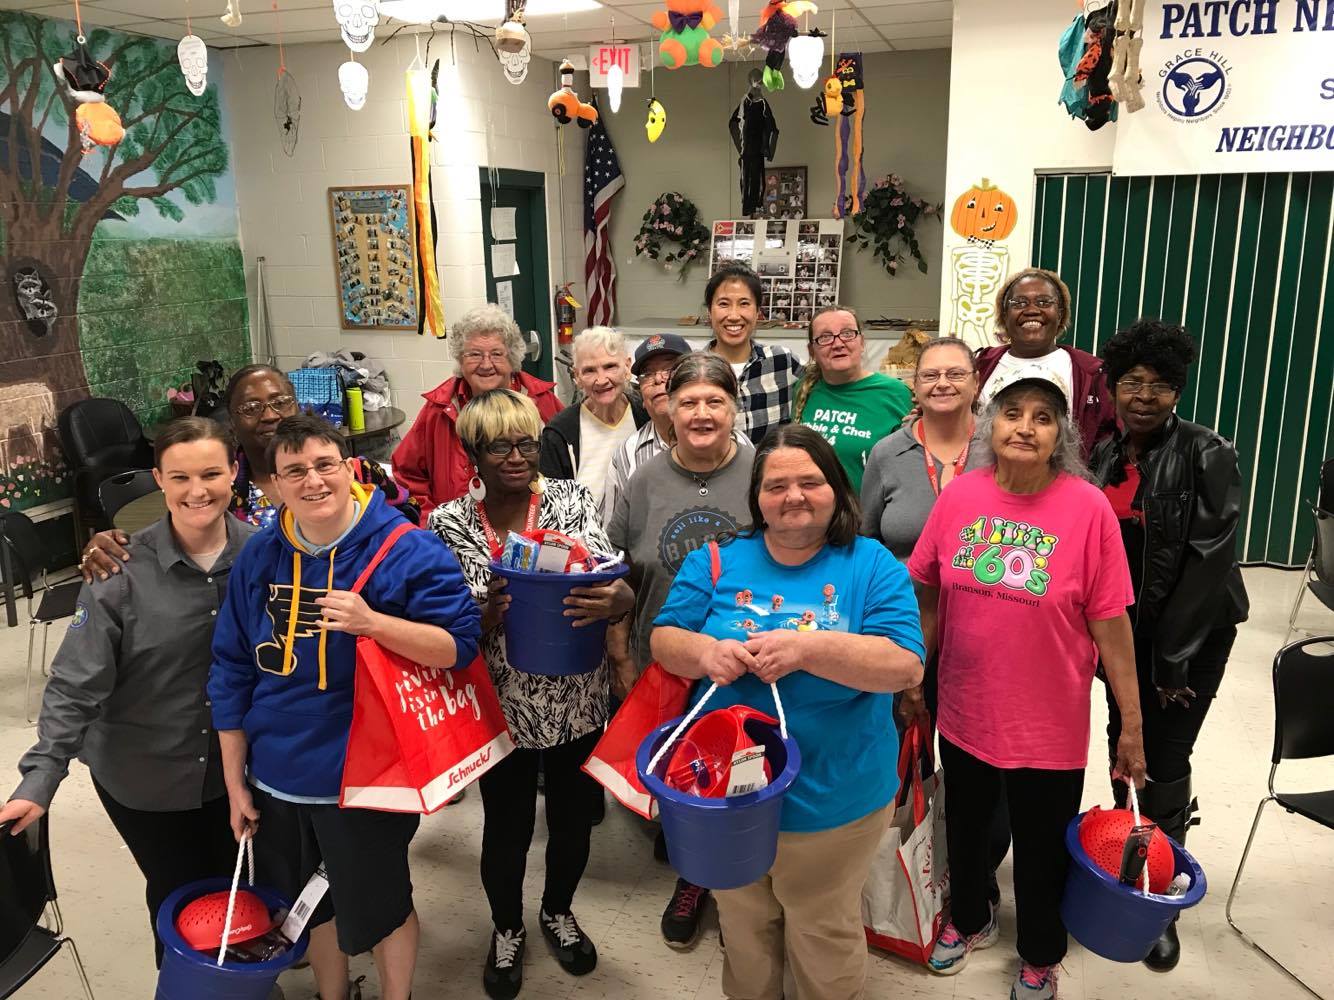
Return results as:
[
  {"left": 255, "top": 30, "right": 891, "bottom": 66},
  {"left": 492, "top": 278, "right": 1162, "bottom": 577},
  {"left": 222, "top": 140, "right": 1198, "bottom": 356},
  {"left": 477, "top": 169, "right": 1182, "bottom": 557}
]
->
[{"left": 632, "top": 333, "right": 693, "bottom": 376}]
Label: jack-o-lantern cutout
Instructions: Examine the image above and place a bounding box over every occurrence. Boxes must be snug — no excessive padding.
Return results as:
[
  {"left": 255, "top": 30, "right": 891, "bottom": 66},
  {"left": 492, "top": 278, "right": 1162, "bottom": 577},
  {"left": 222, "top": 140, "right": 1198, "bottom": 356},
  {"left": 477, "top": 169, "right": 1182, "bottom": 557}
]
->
[{"left": 950, "top": 178, "right": 1018, "bottom": 243}]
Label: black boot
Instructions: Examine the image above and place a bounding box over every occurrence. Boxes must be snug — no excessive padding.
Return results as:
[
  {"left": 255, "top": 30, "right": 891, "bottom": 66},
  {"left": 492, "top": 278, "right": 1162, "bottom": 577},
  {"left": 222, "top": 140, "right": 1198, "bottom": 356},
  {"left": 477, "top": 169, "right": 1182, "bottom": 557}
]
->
[{"left": 1137, "top": 776, "right": 1199, "bottom": 973}]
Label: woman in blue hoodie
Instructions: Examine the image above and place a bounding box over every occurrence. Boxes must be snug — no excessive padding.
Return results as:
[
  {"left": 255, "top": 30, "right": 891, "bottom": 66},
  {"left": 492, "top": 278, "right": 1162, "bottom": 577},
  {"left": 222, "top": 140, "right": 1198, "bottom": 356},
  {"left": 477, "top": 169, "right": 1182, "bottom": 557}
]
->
[{"left": 209, "top": 415, "right": 480, "bottom": 1000}]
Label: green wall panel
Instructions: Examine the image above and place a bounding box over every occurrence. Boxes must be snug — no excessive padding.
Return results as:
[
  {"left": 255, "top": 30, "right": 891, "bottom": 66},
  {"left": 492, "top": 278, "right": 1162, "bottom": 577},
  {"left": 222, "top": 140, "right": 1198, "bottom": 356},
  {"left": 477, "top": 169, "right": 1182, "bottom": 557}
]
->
[{"left": 1033, "top": 171, "right": 1334, "bottom": 566}]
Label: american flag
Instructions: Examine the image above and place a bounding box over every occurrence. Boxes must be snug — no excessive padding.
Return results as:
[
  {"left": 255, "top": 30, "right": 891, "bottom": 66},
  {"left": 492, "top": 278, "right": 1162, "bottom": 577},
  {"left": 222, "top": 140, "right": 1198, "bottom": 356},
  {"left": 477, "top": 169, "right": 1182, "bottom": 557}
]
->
[{"left": 584, "top": 102, "right": 624, "bottom": 327}]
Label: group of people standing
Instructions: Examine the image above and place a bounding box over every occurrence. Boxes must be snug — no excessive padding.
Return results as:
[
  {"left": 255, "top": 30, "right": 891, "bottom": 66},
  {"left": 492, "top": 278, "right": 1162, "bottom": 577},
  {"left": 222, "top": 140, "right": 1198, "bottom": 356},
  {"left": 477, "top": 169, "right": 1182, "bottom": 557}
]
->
[{"left": 1, "top": 261, "right": 1248, "bottom": 1000}]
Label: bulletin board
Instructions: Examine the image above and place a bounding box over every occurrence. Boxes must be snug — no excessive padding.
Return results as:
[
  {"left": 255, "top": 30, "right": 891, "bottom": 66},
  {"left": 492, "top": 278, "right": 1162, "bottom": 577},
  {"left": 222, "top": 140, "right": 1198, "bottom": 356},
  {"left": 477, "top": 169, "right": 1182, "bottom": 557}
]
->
[
  {"left": 708, "top": 218, "right": 844, "bottom": 326},
  {"left": 328, "top": 185, "right": 419, "bottom": 330}
]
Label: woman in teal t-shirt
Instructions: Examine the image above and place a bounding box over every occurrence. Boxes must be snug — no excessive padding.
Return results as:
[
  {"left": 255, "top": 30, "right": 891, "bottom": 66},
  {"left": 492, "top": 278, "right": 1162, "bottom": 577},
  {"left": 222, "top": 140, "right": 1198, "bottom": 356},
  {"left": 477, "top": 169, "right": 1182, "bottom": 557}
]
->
[
  {"left": 652, "top": 424, "right": 924, "bottom": 1000},
  {"left": 793, "top": 306, "right": 913, "bottom": 493}
]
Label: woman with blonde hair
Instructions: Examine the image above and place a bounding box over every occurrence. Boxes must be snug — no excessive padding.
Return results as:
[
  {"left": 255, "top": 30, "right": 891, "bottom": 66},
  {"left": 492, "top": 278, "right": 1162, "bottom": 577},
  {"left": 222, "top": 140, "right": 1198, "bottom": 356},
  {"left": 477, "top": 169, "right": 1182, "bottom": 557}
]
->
[
  {"left": 394, "top": 304, "right": 563, "bottom": 517},
  {"left": 975, "top": 267, "right": 1116, "bottom": 455},
  {"left": 792, "top": 305, "right": 912, "bottom": 492}
]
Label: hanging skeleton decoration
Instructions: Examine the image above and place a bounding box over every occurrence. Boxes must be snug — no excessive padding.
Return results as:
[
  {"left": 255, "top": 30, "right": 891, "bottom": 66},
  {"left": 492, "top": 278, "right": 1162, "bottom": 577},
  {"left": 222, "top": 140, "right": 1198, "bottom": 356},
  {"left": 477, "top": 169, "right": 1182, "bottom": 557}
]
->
[
  {"left": 332, "top": 0, "right": 377, "bottom": 53},
  {"left": 177, "top": 34, "right": 209, "bottom": 96},
  {"left": 499, "top": 39, "right": 532, "bottom": 85},
  {"left": 339, "top": 59, "right": 368, "bottom": 110}
]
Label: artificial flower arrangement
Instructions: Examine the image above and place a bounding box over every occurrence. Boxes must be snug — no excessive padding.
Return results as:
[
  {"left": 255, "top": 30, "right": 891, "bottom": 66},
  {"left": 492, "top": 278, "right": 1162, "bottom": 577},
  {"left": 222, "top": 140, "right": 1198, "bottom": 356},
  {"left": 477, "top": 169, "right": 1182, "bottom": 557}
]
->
[
  {"left": 846, "top": 173, "right": 942, "bottom": 277},
  {"left": 633, "top": 191, "right": 710, "bottom": 279}
]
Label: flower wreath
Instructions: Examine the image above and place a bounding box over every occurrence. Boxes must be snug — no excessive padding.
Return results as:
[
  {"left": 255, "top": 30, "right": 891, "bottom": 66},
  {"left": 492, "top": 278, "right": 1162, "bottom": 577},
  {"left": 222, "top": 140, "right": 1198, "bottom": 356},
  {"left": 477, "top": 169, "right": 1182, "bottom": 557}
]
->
[
  {"left": 846, "top": 173, "right": 942, "bottom": 278},
  {"left": 633, "top": 191, "right": 710, "bottom": 279}
]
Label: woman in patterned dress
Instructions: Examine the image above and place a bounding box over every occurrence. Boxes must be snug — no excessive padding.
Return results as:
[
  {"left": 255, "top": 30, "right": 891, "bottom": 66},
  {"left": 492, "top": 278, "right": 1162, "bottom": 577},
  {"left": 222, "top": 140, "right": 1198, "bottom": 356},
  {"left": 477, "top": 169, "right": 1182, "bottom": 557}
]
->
[{"left": 428, "top": 388, "right": 633, "bottom": 1000}]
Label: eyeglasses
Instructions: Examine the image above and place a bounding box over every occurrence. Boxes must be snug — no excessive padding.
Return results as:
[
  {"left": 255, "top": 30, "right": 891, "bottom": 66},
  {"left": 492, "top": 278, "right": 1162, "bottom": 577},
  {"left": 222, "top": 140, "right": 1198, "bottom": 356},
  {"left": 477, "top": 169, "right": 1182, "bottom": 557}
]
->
[
  {"left": 640, "top": 370, "right": 673, "bottom": 385},
  {"left": 1117, "top": 379, "right": 1178, "bottom": 398},
  {"left": 234, "top": 394, "right": 296, "bottom": 418},
  {"left": 482, "top": 438, "right": 541, "bottom": 458},
  {"left": 462, "top": 349, "right": 509, "bottom": 366},
  {"left": 812, "top": 328, "right": 860, "bottom": 347},
  {"left": 276, "top": 457, "right": 347, "bottom": 483},
  {"left": 1004, "top": 296, "right": 1058, "bottom": 310},
  {"left": 916, "top": 368, "right": 973, "bottom": 385}
]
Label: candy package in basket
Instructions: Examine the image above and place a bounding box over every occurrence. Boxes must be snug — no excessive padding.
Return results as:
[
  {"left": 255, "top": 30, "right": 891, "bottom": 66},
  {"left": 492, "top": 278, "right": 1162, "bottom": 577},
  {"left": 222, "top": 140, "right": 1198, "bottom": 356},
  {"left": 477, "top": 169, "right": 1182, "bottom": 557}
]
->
[{"left": 500, "top": 529, "right": 623, "bottom": 574}]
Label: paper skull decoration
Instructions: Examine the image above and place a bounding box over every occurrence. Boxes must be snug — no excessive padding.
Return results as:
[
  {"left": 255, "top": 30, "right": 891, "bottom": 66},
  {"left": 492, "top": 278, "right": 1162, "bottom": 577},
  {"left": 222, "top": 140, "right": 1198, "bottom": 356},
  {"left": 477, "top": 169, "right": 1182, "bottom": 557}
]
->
[
  {"left": 499, "top": 39, "right": 531, "bottom": 85},
  {"left": 787, "top": 30, "right": 823, "bottom": 89},
  {"left": 332, "top": 0, "right": 377, "bottom": 53},
  {"left": 177, "top": 34, "right": 208, "bottom": 96},
  {"left": 338, "top": 59, "right": 368, "bottom": 110}
]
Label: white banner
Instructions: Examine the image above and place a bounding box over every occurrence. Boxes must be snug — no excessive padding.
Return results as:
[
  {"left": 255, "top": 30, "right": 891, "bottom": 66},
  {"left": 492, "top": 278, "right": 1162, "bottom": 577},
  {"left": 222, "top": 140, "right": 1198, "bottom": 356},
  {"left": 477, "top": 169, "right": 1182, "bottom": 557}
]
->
[{"left": 1112, "top": 0, "right": 1334, "bottom": 175}]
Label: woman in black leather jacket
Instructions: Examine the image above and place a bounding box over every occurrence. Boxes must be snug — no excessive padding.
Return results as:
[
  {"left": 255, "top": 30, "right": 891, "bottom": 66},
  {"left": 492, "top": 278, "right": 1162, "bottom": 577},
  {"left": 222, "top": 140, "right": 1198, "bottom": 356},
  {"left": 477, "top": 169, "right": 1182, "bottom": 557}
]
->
[{"left": 1091, "top": 319, "right": 1249, "bottom": 973}]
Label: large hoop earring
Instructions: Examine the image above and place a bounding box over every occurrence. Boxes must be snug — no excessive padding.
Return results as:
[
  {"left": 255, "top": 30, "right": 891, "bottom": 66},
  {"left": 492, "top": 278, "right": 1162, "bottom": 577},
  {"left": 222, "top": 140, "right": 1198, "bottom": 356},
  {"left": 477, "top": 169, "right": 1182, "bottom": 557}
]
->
[{"left": 468, "top": 468, "right": 487, "bottom": 503}]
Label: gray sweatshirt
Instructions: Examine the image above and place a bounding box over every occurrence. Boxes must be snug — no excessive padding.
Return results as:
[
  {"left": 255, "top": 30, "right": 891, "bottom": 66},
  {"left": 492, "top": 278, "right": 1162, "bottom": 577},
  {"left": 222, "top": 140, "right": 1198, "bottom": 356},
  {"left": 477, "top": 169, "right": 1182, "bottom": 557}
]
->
[{"left": 608, "top": 445, "right": 753, "bottom": 671}]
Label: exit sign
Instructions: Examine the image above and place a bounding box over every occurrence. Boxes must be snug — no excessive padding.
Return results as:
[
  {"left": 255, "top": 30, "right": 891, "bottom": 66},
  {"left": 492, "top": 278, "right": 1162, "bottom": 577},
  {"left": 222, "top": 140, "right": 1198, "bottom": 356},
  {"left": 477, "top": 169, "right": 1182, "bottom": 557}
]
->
[{"left": 587, "top": 44, "right": 640, "bottom": 88}]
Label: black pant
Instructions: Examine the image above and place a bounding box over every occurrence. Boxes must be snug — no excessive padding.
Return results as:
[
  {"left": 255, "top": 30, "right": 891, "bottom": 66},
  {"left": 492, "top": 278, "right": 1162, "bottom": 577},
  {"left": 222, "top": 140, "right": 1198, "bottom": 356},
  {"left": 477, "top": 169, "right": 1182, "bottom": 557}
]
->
[
  {"left": 940, "top": 737, "right": 1084, "bottom": 968},
  {"left": 1105, "top": 625, "right": 1234, "bottom": 786},
  {"left": 479, "top": 729, "right": 602, "bottom": 932},
  {"left": 740, "top": 155, "right": 765, "bottom": 216},
  {"left": 93, "top": 778, "right": 236, "bottom": 967}
]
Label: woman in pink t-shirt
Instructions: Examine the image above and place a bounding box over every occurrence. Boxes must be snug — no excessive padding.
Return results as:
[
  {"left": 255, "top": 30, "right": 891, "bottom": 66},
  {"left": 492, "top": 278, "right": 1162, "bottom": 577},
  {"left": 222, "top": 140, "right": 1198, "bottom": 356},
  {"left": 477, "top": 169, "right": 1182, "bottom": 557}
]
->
[{"left": 908, "top": 364, "right": 1147, "bottom": 1000}]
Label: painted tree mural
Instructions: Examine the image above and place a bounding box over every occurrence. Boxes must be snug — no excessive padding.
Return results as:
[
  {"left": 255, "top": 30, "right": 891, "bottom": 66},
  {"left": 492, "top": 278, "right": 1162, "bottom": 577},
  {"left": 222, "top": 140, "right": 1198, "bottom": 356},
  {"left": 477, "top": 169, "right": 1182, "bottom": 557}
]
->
[{"left": 0, "top": 12, "right": 247, "bottom": 510}]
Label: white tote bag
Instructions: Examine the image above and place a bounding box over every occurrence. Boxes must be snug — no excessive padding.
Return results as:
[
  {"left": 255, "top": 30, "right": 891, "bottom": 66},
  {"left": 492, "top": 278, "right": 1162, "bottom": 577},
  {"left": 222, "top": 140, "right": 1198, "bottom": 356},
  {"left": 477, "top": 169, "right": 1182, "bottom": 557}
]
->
[{"left": 862, "top": 719, "right": 949, "bottom": 964}]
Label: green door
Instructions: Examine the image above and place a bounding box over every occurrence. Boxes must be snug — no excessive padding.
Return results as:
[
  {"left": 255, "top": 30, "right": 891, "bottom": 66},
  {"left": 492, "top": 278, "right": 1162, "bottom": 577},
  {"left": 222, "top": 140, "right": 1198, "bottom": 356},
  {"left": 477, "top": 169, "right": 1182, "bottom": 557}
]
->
[{"left": 480, "top": 168, "right": 554, "bottom": 382}]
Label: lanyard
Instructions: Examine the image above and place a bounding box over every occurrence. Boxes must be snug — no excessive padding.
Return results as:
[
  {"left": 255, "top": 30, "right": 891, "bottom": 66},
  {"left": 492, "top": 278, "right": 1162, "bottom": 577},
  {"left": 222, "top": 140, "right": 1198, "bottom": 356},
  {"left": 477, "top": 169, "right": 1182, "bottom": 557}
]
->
[
  {"left": 477, "top": 493, "right": 541, "bottom": 558},
  {"left": 914, "top": 421, "right": 972, "bottom": 497}
]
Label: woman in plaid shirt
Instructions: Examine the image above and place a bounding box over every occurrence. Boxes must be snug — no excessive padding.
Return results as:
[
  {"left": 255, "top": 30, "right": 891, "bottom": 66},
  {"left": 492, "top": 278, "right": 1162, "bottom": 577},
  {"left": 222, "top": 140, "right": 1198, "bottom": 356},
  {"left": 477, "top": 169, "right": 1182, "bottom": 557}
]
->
[{"left": 704, "top": 263, "right": 804, "bottom": 447}]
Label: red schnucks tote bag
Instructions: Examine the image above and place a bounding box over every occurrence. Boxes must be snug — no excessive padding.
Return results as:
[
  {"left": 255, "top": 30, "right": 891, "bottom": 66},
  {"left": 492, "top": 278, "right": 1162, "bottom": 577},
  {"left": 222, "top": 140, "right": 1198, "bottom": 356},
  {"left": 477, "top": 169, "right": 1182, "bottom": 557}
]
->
[
  {"left": 582, "top": 542, "right": 721, "bottom": 819},
  {"left": 340, "top": 523, "right": 514, "bottom": 813}
]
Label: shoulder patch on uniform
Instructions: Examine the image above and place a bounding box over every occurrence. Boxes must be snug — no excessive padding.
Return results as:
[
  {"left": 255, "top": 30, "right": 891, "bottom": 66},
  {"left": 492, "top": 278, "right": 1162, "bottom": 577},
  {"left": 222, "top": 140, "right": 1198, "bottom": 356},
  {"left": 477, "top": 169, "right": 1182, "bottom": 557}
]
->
[{"left": 70, "top": 602, "right": 89, "bottom": 629}]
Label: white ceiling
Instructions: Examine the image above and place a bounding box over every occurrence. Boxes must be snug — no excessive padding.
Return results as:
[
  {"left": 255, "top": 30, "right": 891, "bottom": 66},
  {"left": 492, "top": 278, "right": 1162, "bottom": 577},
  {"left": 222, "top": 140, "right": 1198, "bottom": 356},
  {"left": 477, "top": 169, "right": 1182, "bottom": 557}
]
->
[{"left": 2, "top": 0, "right": 952, "bottom": 54}]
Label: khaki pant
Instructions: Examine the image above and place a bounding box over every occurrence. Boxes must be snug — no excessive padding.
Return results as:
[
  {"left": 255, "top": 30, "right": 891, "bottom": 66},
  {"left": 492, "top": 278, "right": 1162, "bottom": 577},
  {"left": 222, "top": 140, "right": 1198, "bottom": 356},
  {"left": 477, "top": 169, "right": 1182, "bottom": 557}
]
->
[{"left": 714, "top": 805, "right": 890, "bottom": 1000}]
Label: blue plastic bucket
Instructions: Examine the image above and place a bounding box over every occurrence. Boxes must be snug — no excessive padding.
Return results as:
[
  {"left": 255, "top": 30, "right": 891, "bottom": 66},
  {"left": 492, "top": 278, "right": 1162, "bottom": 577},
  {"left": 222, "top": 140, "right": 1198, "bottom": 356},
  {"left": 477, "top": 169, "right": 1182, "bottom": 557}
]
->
[
  {"left": 1060, "top": 813, "right": 1207, "bottom": 962},
  {"left": 155, "top": 878, "right": 309, "bottom": 1000},
  {"left": 637, "top": 711, "right": 801, "bottom": 890},
  {"left": 491, "top": 561, "right": 629, "bottom": 676}
]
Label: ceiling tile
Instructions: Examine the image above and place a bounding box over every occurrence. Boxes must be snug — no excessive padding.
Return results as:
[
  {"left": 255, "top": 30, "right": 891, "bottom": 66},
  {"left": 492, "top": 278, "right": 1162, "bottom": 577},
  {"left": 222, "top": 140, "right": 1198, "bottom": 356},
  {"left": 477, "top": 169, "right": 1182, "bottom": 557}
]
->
[
  {"left": 877, "top": 18, "right": 952, "bottom": 37},
  {"left": 887, "top": 34, "right": 951, "bottom": 49},
  {"left": 852, "top": 0, "right": 952, "bottom": 20}
]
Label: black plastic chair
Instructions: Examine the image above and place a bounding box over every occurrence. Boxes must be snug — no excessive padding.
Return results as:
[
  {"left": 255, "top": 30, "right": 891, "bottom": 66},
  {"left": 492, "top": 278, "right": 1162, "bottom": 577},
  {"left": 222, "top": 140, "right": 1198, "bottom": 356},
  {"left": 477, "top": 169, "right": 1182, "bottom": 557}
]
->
[
  {"left": 0, "top": 815, "right": 94, "bottom": 998},
  {"left": 1286, "top": 502, "right": 1334, "bottom": 642},
  {"left": 97, "top": 470, "right": 164, "bottom": 534},
  {"left": 1226, "top": 636, "right": 1334, "bottom": 999},
  {"left": 0, "top": 512, "right": 82, "bottom": 723},
  {"left": 57, "top": 398, "right": 154, "bottom": 537}
]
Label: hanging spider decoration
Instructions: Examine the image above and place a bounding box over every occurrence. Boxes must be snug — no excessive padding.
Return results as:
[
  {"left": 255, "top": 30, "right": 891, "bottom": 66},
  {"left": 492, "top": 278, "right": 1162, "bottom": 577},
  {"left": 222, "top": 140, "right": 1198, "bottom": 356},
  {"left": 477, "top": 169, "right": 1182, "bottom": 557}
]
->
[{"left": 274, "top": 68, "right": 302, "bottom": 156}]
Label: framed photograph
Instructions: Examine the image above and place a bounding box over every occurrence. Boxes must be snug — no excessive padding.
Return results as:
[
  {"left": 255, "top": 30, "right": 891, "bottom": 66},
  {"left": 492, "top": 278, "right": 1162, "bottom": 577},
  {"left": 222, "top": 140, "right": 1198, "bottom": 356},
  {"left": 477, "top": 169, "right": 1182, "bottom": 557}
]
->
[
  {"left": 329, "top": 185, "right": 419, "bottom": 330},
  {"left": 763, "top": 166, "right": 808, "bottom": 219}
]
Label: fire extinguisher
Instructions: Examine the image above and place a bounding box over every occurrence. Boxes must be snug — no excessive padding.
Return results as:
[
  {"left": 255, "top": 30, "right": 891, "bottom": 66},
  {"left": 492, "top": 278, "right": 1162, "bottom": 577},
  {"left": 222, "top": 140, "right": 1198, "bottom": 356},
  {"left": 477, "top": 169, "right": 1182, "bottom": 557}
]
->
[{"left": 554, "top": 283, "right": 580, "bottom": 345}]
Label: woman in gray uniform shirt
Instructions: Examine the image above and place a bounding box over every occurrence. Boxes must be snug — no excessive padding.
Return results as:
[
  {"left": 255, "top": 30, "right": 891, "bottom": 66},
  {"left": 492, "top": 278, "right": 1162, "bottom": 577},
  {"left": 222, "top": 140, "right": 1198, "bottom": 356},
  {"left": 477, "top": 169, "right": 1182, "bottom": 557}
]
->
[
  {"left": 860, "top": 337, "right": 986, "bottom": 723},
  {"left": 0, "top": 418, "right": 255, "bottom": 966}
]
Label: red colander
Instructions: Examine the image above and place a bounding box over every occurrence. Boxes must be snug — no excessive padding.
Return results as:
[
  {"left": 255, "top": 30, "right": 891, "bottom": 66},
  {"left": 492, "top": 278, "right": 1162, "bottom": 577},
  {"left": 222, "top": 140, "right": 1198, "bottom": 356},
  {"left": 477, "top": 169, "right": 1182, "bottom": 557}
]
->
[
  {"left": 665, "top": 705, "right": 776, "bottom": 798},
  {"left": 1078, "top": 806, "right": 1176, "bottom": 894},
  {"left": 175, "top": 889, "right": 274, "bottom": 952}
]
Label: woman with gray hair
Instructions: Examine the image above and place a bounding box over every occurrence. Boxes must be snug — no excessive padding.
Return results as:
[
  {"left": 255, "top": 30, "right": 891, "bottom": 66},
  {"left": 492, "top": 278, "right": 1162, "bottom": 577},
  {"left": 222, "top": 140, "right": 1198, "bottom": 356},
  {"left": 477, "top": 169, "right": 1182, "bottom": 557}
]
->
[
  {"left": 607, "top": 351, "right": 754, "bottom": 949},
  {"left": 906, "top": 364, "right": 1147, "bottom": 1000},
  {"left": 393, "top": 303, "right": 562, "bottom": 517},
  {"left": 539, "top": 326, "right": 648, "bottom": 507}
]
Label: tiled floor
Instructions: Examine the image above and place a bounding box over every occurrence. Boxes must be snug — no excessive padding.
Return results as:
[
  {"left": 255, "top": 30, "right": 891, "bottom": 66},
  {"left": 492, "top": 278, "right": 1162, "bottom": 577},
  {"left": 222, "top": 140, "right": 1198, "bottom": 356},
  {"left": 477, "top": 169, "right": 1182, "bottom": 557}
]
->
[{"left": 3, "top": 567, "right": 1332, "bottom": 999}]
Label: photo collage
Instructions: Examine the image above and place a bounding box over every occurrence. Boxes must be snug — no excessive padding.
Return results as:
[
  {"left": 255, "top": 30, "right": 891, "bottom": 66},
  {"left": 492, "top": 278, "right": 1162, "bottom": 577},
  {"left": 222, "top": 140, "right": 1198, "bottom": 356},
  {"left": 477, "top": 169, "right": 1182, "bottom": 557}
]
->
[{"left": 708, "top": 218, "right": 845, "bottom": 326}]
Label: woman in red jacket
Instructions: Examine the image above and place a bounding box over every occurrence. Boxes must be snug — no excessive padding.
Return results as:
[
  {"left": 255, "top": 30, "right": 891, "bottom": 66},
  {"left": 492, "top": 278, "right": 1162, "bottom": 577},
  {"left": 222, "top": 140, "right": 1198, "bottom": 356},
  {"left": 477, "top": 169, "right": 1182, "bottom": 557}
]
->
[
  {"left": 974, "top": 267, "right": 1117, "bottom": 457},
  {"left": 392, "top": 304, "right": 563, "bottom": 518}
]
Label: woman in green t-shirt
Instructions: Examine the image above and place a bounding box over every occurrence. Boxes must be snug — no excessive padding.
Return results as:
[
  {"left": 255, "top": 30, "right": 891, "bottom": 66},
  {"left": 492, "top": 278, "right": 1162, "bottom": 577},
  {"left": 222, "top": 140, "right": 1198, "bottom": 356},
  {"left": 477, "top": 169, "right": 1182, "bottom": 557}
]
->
[{"left": 793, "top": 306, "right": 913, "bottom": 492}]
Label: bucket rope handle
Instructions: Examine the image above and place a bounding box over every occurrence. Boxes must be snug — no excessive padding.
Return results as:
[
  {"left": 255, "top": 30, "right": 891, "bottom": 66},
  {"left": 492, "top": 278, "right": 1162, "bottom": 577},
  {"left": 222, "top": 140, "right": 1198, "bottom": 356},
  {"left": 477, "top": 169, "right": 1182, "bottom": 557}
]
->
[
  {"left": 646, "top": 679, "right": 788, "bottom": 776},
  {"left": 1126, "top": 780, "right": 1151, "bottom": 894},
  {"left": 217, "top": 832, "right": 256, "bottom": 967}
]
